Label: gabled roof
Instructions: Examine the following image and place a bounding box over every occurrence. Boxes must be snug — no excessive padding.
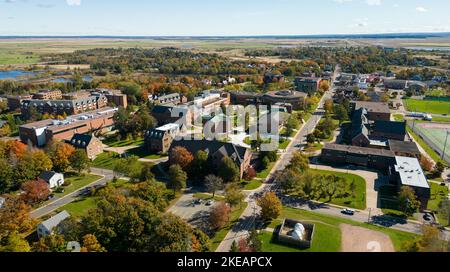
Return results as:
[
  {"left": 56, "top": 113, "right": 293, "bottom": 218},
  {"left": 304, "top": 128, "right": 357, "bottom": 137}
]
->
[
  {"left": 145, "top": 129, "right": 169, "bottom": 140},
  {"left": 151, "top": 105, "right": 173, "bottom": 114},
  {"left": 39, "top": 210, "right": 70, "bottom": 232},
  {"left": 69, "top": 134, "right": 94, "bottom": 148},
  {"left": 170, "top": 139, "right": 249, "bottom": 165},
  {"left": 39, "top": 171, "right": 61, "bottom": 182}
]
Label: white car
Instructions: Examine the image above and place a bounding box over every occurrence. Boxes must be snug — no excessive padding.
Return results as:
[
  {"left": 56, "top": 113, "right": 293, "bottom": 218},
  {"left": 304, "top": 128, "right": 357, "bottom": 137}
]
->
[
  {"left": 205, "top": 200, "right": 214, "bottom": 206},
  {"left": 341, "top": 209, "right": 355, "bottom": 216}
]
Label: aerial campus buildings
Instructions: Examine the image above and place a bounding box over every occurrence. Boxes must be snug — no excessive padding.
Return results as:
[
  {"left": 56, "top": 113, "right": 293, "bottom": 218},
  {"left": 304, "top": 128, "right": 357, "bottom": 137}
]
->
[{"left": 320, "top": 99, "right": 431, "bottom": 209}]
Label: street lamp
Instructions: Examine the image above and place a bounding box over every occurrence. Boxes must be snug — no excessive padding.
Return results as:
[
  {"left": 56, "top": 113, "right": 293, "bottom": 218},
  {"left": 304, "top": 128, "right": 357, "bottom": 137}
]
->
[{"left": 442, "top": 130, "right": 450, "bottom": 161}]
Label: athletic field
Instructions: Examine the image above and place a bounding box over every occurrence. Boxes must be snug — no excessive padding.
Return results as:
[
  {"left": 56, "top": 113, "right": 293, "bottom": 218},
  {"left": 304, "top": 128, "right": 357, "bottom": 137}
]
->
[
  {"left": 414, "top": 122, "right": 450, "bottom": 162},
  {"left": 404, "top": 99, "right": 450, "bottom": 115}
]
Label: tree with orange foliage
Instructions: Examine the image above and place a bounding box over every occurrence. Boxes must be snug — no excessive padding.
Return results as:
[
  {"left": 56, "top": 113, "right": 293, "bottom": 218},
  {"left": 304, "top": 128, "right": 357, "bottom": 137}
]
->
[
  {"left": 8, "top": 140, "right": 27, "bottom": 158},
  {"left": 20, "top": 179, "right": 50, "bottom": 205},
  {"left": 237, "top": 238, "right": 251, "bottom": 252},
  {"left": 45, "top": 141, "right": 75, "bottom": 173},
  {"left": 169, "top": 146, "right": 194, "bottom": 170},
  {"left": 420, "top": 156, "right": 434, "bottom": 172},
  {"left": 0, "top": 196, "right": 36, "bottom": 240},
  {"left": 80, "top": 234, "right": 106, "bottom": 252}
]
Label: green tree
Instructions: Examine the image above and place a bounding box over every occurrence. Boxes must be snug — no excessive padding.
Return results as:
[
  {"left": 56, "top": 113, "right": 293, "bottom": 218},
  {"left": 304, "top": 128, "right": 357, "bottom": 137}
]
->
[
  {"left": 69, "top": 149, "right": 91, "bottom": 175},
  {"left": 190, "top": 150, "right": 209, "bottom": 180},
  {"left": 398, "top": 186, "right": 421, "bottom": 216},
  {"left": 14, "top": 150, "right": 53, "bottom": 185},
  {"left": 317, "top": 175, "right": 346, "bottom": 202},
  {"left": 0, "top": 232, "right": 31, "bottom": 252},
  {"left": 287, "top": 151, "right": 310, "bottom": 173},
  {"left": 334, "top": 104, "right": 349, "bottom": 124},
  {"left": 257, "top": 192, "right": 282, "bottom": 222},
  {"left": 167, "top": 164, "right": 187, "bottom": 194},
  {"left": 0, "top": 159, "right": 14, "bottom": 193},
  {"left": 218, "top": 156, "right": 240, "bottom": 183},
  {"left": 230, "top": 240, "right": 239, "bottom": 252},
  {"left": 205, "top": 175, "right": 223, "bottom": 198},
  {"left": 224, "top": 183, "right": 245, "bottom": 208},
  {"left": 129, "top": 181, "right": 169, "bottom": 211},
  {"left": 247, "top": 229, "right": 262, "bottom": 252},
  {"left": 32, "top": 234, "right": 67, "bottom": 252}
]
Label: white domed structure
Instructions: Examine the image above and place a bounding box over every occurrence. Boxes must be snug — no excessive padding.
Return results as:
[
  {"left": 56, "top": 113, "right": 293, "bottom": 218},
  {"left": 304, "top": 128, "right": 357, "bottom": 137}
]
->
[{"left": 291, "top": 223, "right": 306, "bottom": 240}]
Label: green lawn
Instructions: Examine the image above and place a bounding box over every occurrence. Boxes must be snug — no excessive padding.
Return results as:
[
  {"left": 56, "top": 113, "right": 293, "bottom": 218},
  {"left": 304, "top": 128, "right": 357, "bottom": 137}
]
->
[
  {"left": 126, "top": 146, "right": 167, "bottom": 160},
  {"left": 404, "top": 99, "right": 450, "bottom": 115},
  {"left": 304, "top": 143, "right": 323, "bottom": 152},
  {"left": 263, "top": 207, "right": 419, "bottom": 252},
  {"left": 211, "top": 203, "right": 248, "bottom": 251},
  {"left": 54, "top": 173, "right": 102, "bottom": 198},
  {"left": 429, "top": 182, "right": 449, "bottom": 226},
  {"left": 58, "top": 196, "right": 98, "bottom": 217},
  {"left": 278, "top": 139, "right": 291, "bottom": 150},
  {"left": 240, "top": 179, "right": 263, "bottom": 190},
  {"left": 306, "top": 169, "right": 366, "bottom": 210},
  {"left": 57, "top": 179, "right": 130, "bottom": 217},
  {"left": 193, "top": 193, "right": 225, "bottom": 201},
  {"left": 257, "top": 161, "right": 276, "bottom": 179},
  {"left": 92, "top": 152, "right": 121, "bottom": 170},
  {"left": 103, "top": 137, "right": 144, "bottom": 148}
]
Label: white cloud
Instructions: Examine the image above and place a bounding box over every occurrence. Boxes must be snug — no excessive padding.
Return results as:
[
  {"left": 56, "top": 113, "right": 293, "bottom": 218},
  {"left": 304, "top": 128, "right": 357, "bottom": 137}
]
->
[
  {"left": 416, "top": 6, "right": 427, "bottom": 12},
  {"left": 366, "top": 0, "right": 382, "bottom": 6},
  {"left": 393, "top": 4, "right": 400, "bottom": 8},
  {"left": 66, "top": 0, "right": 81, "bottom": 6},
  {"left": 333, "top": 0, "right": 353, "bottom": 4}
]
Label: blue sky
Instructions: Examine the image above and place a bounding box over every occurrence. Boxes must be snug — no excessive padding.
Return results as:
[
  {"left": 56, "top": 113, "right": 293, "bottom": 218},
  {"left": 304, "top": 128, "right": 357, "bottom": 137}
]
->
[{"left": 0, "top": 0, "right": 449, "bottom": 36}]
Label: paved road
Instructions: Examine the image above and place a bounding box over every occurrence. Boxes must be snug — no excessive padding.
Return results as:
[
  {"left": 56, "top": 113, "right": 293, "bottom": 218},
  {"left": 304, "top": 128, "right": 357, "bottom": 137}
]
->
[
  {"left": 30, "top": 168, "right": 115, "bottom": 219},
  {"left": 215, "top": 68, "right": 338, "bottom": 252}
]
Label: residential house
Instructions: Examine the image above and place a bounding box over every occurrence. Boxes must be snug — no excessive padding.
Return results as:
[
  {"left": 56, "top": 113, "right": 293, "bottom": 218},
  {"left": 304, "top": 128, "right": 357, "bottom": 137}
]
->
[
  {"left": 264, "top": 73, "right": 285, "bottom": 84},
  {"left": 69, "top": 133, "right": 104, "bottom": 160},
  {"left": 39, "top": 171, "right": 65, "bottom": 189},
  {"left": 383, "top": 79, "right": 407, "bottom": 90},
  {"left": 0, "top": 197, "right": 5, "bottom": 208},
  {"left": 37, "top": 211, "right": 70, "bottom": 238}
]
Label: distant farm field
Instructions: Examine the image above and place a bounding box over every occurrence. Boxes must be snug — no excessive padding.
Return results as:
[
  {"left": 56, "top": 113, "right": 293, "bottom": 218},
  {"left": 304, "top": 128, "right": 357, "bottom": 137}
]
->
[{"left": 404, "top": 99, "right": 450, "bottom": 115}]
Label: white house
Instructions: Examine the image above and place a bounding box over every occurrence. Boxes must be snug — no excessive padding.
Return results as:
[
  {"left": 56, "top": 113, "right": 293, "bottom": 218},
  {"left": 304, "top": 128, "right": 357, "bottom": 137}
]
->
[
  {"left": 39, "top": 171, "right": 64, "bottom": 189},
  {"left": 0, "top": 197, "right": 5, "bottom": 208},
  {"left": 37, "top": 210, "right": 70, "bottom": 238}
]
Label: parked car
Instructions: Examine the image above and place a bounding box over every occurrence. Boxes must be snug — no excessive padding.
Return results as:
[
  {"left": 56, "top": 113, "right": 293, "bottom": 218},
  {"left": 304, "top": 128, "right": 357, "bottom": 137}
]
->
[
  {"left": 194, "top": 198, "right": 203, "bottom": 205},
  {"left": 205, "top": 200, "right": 214, "bottom": 206},
  {"left": 341, "top": 209, "right": 355, "bottom": 216}
]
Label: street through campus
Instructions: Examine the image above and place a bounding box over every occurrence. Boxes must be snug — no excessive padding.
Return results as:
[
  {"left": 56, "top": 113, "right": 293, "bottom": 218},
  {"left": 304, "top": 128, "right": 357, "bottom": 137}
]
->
[
  {"left": 30, "top": 168, "right": 115, "bottom": 219},
  {"left": 216, "top": 68, "right": 450, "bottom": 252},
  {"left": 216, "top": 68, "right": 337, "bottom": 252}
]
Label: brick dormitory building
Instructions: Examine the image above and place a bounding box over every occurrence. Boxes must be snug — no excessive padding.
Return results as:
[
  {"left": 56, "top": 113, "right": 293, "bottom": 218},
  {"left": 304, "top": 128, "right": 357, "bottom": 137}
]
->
[
  {"left": 19, "top": 107, "right": 118, "bottom": 147},
  {"left": 320, "top": 100, "right": 431, "bottom": 210}
]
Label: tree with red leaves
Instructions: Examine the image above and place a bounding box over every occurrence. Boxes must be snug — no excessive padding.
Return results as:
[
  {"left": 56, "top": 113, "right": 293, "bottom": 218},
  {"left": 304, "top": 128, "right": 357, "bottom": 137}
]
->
[
  {"left": 20, "top": 179, "right": 50, "bottom": 205},
  {"left": 169, "top": 146, "right": 194, "bottom": 170}
]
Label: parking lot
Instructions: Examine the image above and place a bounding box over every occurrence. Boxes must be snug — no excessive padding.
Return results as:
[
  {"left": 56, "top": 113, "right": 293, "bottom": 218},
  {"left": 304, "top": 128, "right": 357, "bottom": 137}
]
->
[{"left": 167, "top": 193, "right": 214, "bottom": 226}]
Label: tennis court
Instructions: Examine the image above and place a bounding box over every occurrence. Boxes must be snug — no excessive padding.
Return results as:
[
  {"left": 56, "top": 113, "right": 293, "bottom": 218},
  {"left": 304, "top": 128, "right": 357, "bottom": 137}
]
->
[{"left": 413, "top": 122, "right": 450, "bottom": 162}]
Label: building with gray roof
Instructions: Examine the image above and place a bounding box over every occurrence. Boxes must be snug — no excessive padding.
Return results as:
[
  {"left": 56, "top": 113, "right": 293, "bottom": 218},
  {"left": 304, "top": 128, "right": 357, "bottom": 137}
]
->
[{"left": 37, "top": 210, "right": 70, "bottom": 238}]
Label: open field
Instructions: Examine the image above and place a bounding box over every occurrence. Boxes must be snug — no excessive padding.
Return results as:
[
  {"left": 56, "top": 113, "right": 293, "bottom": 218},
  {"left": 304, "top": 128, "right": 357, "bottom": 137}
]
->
[{"left": 404, "top": 99, "right": 450, "bottom": 115}]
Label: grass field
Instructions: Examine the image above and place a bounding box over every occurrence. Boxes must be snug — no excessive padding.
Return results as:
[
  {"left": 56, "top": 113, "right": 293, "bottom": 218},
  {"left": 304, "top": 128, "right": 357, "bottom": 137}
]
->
[
  {"left": 308, "top": 169, "right": 366, "bottom": 210},
  {"left": 428, "top": 182, "right": 449, "bottom": 226},
  {"left": 92, "top": 152, "right": 121, "bottom": 170},
  {"left": 240, "top": 179, "right": 263, "bottom": 190},
  {"left": 404, "top": 99, "right": 450, "bottom": 115},
  {"left": 103, "top": 137, "right": 144, "bottom": 148},
  {"left": 261, "top": 207, "right": 418, "bottom": 252}
]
